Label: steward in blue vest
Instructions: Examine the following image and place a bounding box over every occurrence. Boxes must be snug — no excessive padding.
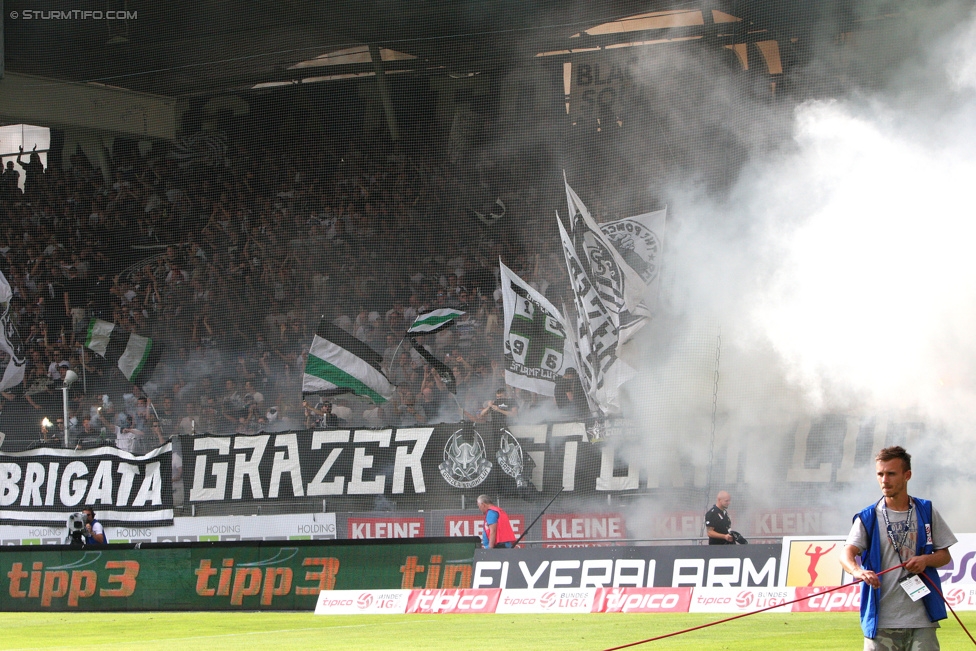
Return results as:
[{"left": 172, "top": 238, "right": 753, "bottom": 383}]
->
[
  {"left": 840, "top": 446, "right": 955, "bottom": 650},
  {"left": 855, "top": 497, "right": 946, "bottom": 639}
]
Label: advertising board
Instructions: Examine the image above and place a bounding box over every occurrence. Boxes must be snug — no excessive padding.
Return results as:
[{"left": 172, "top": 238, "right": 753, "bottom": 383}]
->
[
  {"left": 473, "top": 544, "right": 780, "bottom": 589},
  {"left": 0, "top": 538, "right": 477, "bottom": 611}
]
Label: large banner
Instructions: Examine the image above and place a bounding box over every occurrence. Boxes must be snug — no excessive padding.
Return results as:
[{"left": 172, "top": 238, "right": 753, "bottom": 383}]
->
[
  {"left": 0, "top": 443, "right": 173, "bottom": 525},
  {"left": 179, "top": 423, "right": 636, "bottom": 510},
  {"left": 472, "top": 544, "right": 781, "bottom": 589},
  {"left": 0, "top": 538, "right": 476, "bottom": 611}
]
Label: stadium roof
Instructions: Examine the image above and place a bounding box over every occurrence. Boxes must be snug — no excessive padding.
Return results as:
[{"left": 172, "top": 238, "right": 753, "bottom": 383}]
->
[{"left": 2, "top": 0, "right": 857, "bottom": 98}]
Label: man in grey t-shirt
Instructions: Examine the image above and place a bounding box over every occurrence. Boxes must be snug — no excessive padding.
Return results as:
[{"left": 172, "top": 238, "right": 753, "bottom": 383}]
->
[{"left": 840, "top": 446, "right": 956, "bottom": 651}]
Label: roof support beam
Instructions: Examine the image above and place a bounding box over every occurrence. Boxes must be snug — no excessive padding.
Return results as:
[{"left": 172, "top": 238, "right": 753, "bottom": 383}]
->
[
  {"left": 369, "top": 43, "right": 400, "bottom": 141},
  {"left": 0, "top": 72, "right": 177, "bottom": 139}
]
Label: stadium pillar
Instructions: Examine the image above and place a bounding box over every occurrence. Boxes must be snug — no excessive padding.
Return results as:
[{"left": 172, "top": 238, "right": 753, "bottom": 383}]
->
[{"left": 369, "top": 44, "right": 400, "bottom": 141}]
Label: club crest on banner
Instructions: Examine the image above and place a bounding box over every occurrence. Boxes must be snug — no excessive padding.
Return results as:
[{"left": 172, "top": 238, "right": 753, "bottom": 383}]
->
[
  {"left": 497, "top": 429, "right": 529, "bottom": 489},
  {"left": 600, "top": 219, "right": 662, "bottom": 285},
  {"left": 439, "top": 428, "right": 492, "bottom": 489},
  {"left": 579, "top": 221, "right": 627, "bottom": 312}
]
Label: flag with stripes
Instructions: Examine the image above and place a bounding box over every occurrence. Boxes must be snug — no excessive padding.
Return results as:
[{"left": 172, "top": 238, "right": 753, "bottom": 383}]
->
[
  {"left": 303, "top": 320, "right": 395, "bottom": 403},
  {"left": 84, "top": 319, "right": 162, "bottom": 386},
  {"left": 0, "top": 270, "right": 26, "bottom": 392},
  {"left": 406, "top": 308, "right": 465, "bottom": 336}
]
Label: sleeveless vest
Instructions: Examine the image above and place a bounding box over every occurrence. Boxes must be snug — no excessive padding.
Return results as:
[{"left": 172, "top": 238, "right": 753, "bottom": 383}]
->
[
  {"left": 484, "top": 506, "right": 516, "bottom": 547},
  {"left": 856, "top": 497, "right": 945, "bottom": 639}
]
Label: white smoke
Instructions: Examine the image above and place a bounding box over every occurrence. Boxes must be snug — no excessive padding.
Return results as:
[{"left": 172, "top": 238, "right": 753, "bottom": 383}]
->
[{"left": 622, "top": 2, "right": 976, "bottom": 534}]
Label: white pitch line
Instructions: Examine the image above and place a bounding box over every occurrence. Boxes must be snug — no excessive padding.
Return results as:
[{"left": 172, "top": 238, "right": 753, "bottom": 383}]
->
[{"left": 3, "top": 618, "right": 440, "bottom": 650}]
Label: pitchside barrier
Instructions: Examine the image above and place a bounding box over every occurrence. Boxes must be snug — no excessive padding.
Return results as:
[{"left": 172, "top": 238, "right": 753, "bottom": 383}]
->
[
  {"left": 0, "top": 537, "right": 477, "bottom": 611},
  {"left": 313, "top": 579, "right": 976, "bottom": 615},
  {"left": 313, "top": 585, "right": 865, "bottom": 615}
]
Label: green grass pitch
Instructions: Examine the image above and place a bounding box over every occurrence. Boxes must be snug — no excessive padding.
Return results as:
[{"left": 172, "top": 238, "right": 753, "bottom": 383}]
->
[{"left": 2, "top": 612, "right": 976, "bottom": 650}]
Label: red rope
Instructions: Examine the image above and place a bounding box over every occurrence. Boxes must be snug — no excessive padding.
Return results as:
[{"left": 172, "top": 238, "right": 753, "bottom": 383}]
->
[
  {"left": 600, "top": 565, "right": 905, "bottom": 651},
  {"left": 918, "top": 569, "right": 976, "bottom": 646}
]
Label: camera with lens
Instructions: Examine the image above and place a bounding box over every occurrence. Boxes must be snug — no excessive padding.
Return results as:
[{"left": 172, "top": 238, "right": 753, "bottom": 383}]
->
[{"left": 65, "top": 512, "right": 87, "bottom": 547}]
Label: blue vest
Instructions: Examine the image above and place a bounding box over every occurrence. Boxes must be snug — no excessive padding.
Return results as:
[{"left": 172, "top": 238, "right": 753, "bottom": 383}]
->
[
  {"left": 85, "top": 518, "right": 109, "bottom": 545},
  {"left": 856, "top": 498, "right": 946, "bottom": 639}
]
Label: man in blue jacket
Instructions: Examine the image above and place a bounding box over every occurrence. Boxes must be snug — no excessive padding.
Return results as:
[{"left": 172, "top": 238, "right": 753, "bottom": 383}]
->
[{"left": 840, "top": 446, "right": 956, "bottom": 650}]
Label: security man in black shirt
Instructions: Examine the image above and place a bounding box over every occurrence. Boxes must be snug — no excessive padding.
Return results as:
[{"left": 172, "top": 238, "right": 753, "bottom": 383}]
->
[{"left": 704, "top": 490, "right": 734, "bottom": 545}]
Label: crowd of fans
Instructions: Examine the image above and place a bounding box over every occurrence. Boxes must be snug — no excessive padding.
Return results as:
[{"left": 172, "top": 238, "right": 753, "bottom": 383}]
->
[{"left": 0, "top": 134, "right": 604, "bottom": 452}]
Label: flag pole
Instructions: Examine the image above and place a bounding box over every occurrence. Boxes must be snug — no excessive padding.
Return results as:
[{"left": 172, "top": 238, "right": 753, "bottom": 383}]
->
[
  {"left": 78, "top": 343, "right": 87, "bottom": 394},
  {"left": 450, "top": 392, "right": 471, "bottom": 422},
  {"left": 514, "top": 487, "right": 564, "bottom": 546},
  {"left": 388, "top": 336, "right": 407, "bottom": 375}
]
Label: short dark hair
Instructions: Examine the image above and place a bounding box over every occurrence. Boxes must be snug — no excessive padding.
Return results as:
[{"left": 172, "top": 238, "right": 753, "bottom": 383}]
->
[{"left": 876, "top": 446, "right": 911, "bottom": 471}]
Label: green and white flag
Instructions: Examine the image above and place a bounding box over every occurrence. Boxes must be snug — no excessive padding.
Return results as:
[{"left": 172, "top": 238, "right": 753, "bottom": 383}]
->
[
  {"left": 303, "top": 320, "right": 395, "bottom": 403},
  {"left": 406, "top": 308, "right": 465, "bottom": 336},
  {"left": 84, "top": 318, "right": 162, "bottom": 386},
  {"left": 499, "top": 260, "right": 571, "bottom": 397}
]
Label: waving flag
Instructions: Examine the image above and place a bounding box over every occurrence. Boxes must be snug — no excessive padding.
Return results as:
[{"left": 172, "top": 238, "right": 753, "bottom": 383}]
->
[
  {"left": 407, "top": 308, "right": 465, "bottom": 336},
  {"left": 407, "top": 337, "right": 457, "bottom": 394},
  {"left": 499, "top": 260, "right": 571, "bottom": 397},
  {"left": 599, "top": 207, "right": 667, "bottom": 343},
  {"left": 84, "top": 318, "right": 162, "bottom": 386},
  {"left": 303, "top": 320, "right": 395, "bottom": 403},
  {"left": 0, "top": 270, "right": 26, "bottom": 392},
  {"left": 557, "top": 216, "right": 634, "bottom": 416},
  {"left": 563, "top": 173, "right": 646, "bottom": 315}
]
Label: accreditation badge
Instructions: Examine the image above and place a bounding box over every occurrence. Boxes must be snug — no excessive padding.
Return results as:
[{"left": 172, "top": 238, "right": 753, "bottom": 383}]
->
[{"left": 899, "top": 575, "right": 931, "bottom": 602}]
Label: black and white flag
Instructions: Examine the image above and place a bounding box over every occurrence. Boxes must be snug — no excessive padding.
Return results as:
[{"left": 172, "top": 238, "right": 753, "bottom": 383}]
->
[
  {"left": 0, "top": 270, "right": 26, "bottom": 392},
  {"left": 499, "top": 261, "right": 571, "bottom": 397},
  {"left": 557, "top": 216, "right": 634, "bottom": 416},
  {"left": 408, "top": 337, "right": 457, "bottom": 394},
  {"left": 599, "top": 208, "right": 667, "bottom": 343},
  {"left": 564, "top": 174, "right": 646, "bottom": 315},
  {"left": 471, "top": 198, "right": 506, "bottom": 227}
]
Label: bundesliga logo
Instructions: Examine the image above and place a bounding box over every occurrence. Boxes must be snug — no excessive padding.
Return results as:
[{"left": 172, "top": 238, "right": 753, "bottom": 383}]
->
[{"left": 946, "top": 589, "right": 966, "bottom": 606}]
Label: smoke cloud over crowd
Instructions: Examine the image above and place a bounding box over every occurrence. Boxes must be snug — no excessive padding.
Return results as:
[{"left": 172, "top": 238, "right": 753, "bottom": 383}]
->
[{"left": 619, "top": 1, "right": 976, "bottom": 534}]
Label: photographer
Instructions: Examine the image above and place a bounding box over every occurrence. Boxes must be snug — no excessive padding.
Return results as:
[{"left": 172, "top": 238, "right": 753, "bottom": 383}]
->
[
  {"left": 307, "top": 398, "right": 346, "bottom": 429},
  {"left": 83, "top": 507, "right": 107, "bottom": 545}
]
